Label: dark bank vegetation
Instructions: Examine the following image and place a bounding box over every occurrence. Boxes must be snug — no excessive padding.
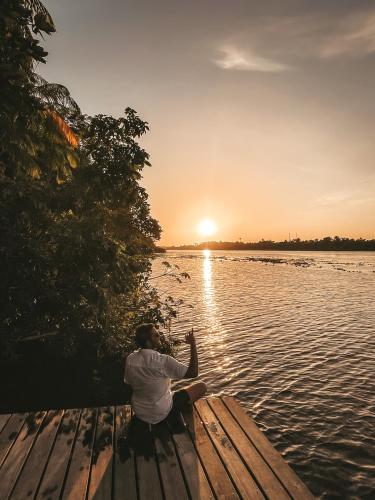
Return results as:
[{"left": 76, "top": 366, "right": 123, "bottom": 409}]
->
[
  {"left": 0, "top": 0, "right": 184, "bottom": 411},
  {"left": 168, "top": 236, "right": 375, "bottom": 252}
]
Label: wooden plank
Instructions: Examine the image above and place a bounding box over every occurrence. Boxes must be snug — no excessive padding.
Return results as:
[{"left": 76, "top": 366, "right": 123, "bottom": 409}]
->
[
  {"left": 169, "top": 416, "right": 214, "bottom": 500},
  {"left": 61, "top": 407, "right": 98, "bottom": 499},
  {"left": 182, "top": 405, "right": 239, "bottom": 499},
  {"left": 36, "top": 409, "right": 81, "bottom": 500},
  {"left": 195, "top": 400, "right": 264, "bottom": 500},
  {"left": 135, "top": 445, "right": 163, "bottom": 499},
  {"left": 209, "top": 398, "right": 291, "bottom": 500},
  {"left": 0, "top": 414, "right": 11, "bottom": 434},
  {"left": 0, "top": 411, "right": 45, "bottom": 499},
  {"left": 87, "top": 406, "right": 114, "bottom": 500},
  {"left": 136, "top": 456, "right": 163, "bottom": 499},
  {"left": 153, "top": 422, "right": 189, "bottom": 500},
  {"left": 0, "top": 397, "right": 311, "bottom": 500},
  {"left": 113, "top": 406, "right": 137, "bottom": 500},
  {"left": 0, "top": 414, "right": 26, "bottom": 467},
  {"left": 10, "top": 410, "right": 64, "bottom": 500},
  {"left": 133, "top": 412, "right": 163, "bottom": 500},
  {"left": 223, "top": 397, "right": 314, "bottom": 500}
]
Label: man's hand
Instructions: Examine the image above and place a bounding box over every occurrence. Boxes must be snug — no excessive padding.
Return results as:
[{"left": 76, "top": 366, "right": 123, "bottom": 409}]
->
[{"left": 185, "top": 328, "right": 196, "bottom": 346}]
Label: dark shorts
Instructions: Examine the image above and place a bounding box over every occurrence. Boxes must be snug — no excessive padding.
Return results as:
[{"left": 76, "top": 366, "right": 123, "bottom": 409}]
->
[
  {"left": 124, "top": 390, "right": 190, "bottom": 457},
  {"left": 131, "top": 389, "right": 190, "bottom": 428},
  {"left": 127, "top": 389, "right": 190, "bottom": 447},
  {"left": 171, "top": 389, "right": 191, "bottom": 412}
]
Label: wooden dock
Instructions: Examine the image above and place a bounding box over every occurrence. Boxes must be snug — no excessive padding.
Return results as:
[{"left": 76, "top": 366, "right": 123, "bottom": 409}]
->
[{"left": 0, "top": 396, "right": 313, "bottom": 499}]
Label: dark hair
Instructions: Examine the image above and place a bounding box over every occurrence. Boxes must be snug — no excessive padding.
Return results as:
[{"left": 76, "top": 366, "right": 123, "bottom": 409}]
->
[{"left": 135, "top": 323, "right": 154, "bottom": 348}]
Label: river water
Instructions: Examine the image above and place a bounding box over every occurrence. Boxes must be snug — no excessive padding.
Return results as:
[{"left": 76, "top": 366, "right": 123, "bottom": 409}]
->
[{"left": 154, "top": 250, "right": 375, "bottom": 499}]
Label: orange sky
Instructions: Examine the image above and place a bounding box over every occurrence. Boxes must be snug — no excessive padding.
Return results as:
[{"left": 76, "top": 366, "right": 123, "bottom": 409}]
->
[{"left": 41, "top": 0, "right": 375, "bottom": 245}]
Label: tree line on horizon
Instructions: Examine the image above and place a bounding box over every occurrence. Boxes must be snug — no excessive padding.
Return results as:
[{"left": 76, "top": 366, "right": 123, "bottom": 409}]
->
[{"left": 167, "top": 236, "right": 375, "bottom": 251}]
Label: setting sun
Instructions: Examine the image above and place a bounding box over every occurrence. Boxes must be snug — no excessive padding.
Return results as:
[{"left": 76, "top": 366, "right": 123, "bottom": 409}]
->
[{"left": 197, "top": 218, "right": 217, "bottom": 237}]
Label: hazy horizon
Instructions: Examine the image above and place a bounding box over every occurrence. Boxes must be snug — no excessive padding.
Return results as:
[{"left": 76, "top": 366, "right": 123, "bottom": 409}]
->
[{"left": 40, "top": 0, "right": 375, "bottom": 245}]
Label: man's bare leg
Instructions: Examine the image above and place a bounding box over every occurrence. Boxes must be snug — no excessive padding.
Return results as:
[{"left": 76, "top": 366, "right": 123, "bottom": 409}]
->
[{"left": 184, "top": 381, "right": 207, "bottom": 403}]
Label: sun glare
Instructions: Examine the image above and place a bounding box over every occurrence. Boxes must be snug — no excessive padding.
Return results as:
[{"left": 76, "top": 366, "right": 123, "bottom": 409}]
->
[{"left": 197, "top": 218, "right": 217, "bottom": 237}]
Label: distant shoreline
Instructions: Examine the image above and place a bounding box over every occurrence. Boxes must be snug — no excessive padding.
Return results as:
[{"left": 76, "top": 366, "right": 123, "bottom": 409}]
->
[{"left": 164, "top": 237, "right": 375, "bottom": 252}]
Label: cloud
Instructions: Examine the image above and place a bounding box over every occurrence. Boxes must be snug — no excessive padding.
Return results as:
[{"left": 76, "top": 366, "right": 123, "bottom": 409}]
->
[
  {"left": 316, "top": 191, "right": 353, "bottom": 206},
  {"left": 349, "top": 197, "right": 375, "bottom": 206},
  {"left": 319, "top": 10, "right": 375, "bottom": 59},
  {"left": 213, "top": 46, "right": 290, "bottom": 72},
  {"left": 216, "top": 8, "right": 375, "bottom": 68},
  {"left": 316, "top": 190, "right": 375, "bottom": 207}
]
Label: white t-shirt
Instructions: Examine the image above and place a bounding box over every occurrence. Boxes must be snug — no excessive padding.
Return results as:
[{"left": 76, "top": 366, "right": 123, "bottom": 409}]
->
[{"left": 124, "top": 349, "right": 188, "bottom": 424}]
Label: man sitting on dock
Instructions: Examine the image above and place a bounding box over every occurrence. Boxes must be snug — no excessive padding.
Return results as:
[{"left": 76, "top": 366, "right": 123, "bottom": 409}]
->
[{"left": 124, "top": 323, "right": 206, "bottom": 428}]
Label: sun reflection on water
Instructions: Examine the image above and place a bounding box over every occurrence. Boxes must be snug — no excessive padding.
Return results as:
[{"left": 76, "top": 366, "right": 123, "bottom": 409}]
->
[
  {"left": 202, "top": 250, "right": 227, "bottom": 368},
  {"left": 203, "top": 249, "right": 212, "bottom": 293}
]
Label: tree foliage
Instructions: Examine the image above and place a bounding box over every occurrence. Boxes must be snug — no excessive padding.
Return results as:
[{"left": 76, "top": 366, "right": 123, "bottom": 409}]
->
[
  {"left": 0, "top": 0, "right": 78, "bottom": 181},
  {"left": 0, "top": 0, "right": 179, "bottom": 362}
]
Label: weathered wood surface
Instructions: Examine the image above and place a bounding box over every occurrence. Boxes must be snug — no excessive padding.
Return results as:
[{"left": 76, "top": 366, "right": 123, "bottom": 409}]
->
[{"left": 0, "top": 397, "right": 313, "bottom": 499}]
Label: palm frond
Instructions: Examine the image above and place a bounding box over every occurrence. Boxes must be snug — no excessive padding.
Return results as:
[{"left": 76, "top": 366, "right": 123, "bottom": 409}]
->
[
  {"left": 32, "top": 73, "right": 48, "bottom": 87},
  {"left": 46, "top": 110, "right": 79, "bottom": 148},
  {"left": 24, "top": 0, "right": 50, "bottom": 17},
  {"left": 33, "top": 81, "right": 81, "bottom": 117},
  {"left": 24, "top": 0, "right": 55, "bottom": 35}
]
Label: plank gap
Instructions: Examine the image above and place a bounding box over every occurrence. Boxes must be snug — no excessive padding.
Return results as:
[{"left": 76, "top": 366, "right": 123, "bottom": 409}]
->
[
  {"left": 32, "top": 409, "right": 66, "bottom": 499},
  {"left": 59, "top": 408, "right": 84, "bottom": 497},
  {"left": 169, "top": 412, "right": 215, "bottom": 500},
  {"left": 222, "top": 397, "right": 314, "bottom": 500},
  {"left": 0, "top": 415, "right": 12, "bottom": 435},
  {"left": 8, "top": 411, "right": 47, "bottom": 498},
  {"left": 130, "top": 409, "right": 140, "bottom": 500},
  {"left": 0, "top": 411, "right": 46, "bottom": 499},
  {"left": 11, "top": 410, "right": 65, "bottom": 500},
  {"left": 167, "top": 420, "right": 192, "bottom": 500},
  {"left": 208, "top": 398, "right": 291, "bottom": 500},
  {"left": 84, "top": 407, "right": 100, "bottom": 500},
  {"left": 111, "top": 406, "right": 117, "bottom": 500},
  {"left": 0, "top": 413, "right": 28, "bottom": 470},
  {"left": 195, "top": 400, "right": 264, "bottom": 499},
  {"left": 152, "top": 427, "right": 166, "bottom": 500},
  {"left": 183, "top": 404, "right": 240, "bottom": 499}
]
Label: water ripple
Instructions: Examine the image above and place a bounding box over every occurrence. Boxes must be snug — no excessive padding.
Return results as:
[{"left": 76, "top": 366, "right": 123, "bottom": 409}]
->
[{"left": 156, "top": 250, "right": 375, "bottom": 498}]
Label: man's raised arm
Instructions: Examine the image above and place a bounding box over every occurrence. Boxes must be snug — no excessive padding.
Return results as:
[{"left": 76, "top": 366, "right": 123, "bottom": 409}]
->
[{"left": 184, "top": 329, "right": 198, "bottom": 378}]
